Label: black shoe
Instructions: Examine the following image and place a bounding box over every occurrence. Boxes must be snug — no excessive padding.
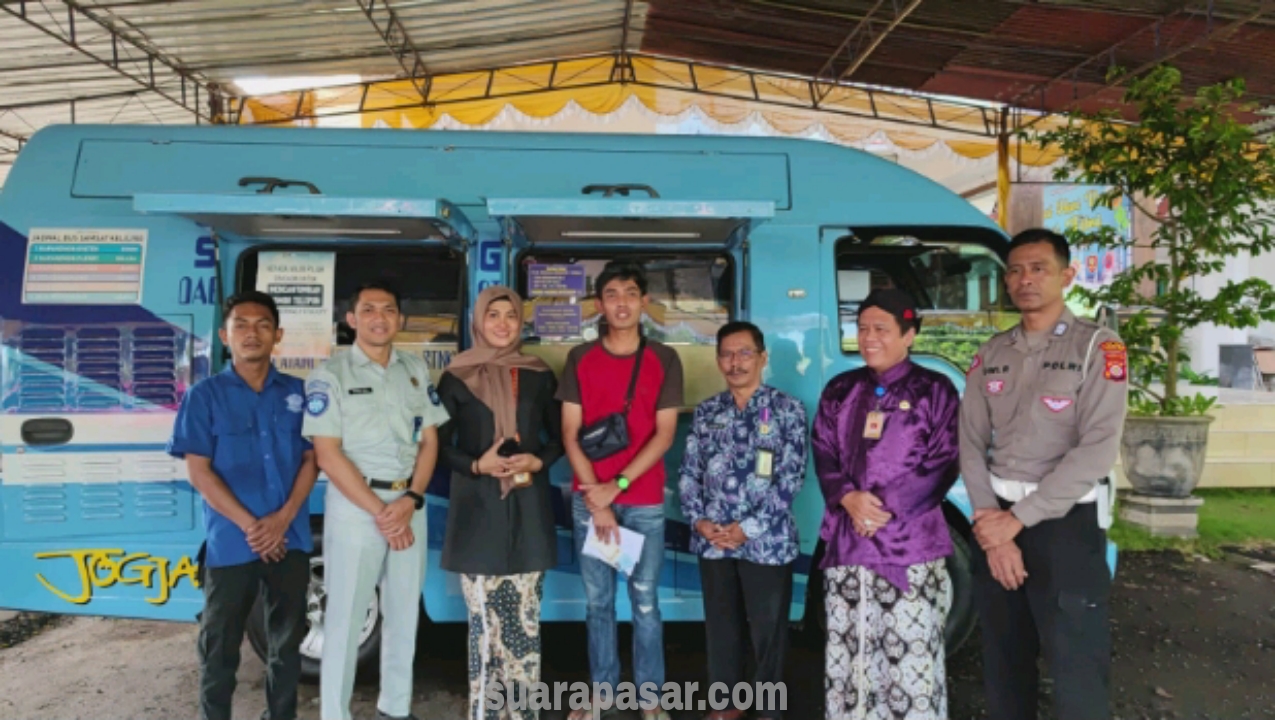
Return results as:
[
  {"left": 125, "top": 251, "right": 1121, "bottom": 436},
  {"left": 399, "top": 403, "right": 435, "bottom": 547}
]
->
[{"left": 376, "top": 711, "right": 419, "bottom": 720}]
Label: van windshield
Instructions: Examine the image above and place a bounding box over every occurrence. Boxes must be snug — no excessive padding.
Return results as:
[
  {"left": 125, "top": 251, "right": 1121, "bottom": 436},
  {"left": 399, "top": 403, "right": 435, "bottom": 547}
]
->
[{"left": 836, "top": 234, "right": 1018, "bottom": 372}]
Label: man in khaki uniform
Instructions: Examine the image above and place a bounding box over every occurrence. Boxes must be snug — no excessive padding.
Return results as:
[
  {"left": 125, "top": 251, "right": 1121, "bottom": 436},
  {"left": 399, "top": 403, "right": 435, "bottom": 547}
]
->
[
  {"left": 302, "top": 281, "right": 448, "bottom": 720},
  {"left": 959, "top": 229, "right": 1127, "bottom": 720}
]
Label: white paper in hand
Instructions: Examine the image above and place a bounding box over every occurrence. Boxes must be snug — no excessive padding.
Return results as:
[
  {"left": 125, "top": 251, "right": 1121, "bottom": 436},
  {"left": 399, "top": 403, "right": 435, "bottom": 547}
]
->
[{"left": 581, "top": 518, "right": 645, "bottom": 576}]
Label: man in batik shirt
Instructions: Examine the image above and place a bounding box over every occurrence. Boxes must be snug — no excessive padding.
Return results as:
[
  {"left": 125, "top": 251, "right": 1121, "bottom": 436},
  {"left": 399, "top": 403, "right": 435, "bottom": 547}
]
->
[{"left": 679, "top": 321, "right": 807, "bottom": 720}]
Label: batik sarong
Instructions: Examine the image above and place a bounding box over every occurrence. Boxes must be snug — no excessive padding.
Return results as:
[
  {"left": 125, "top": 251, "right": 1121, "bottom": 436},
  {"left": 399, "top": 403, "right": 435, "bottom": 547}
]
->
[
  {"left": 462, "top": 572, "right": 544, "bottom": 720},
  {"left": 824, "top": 560, "right": 952, "bottom": 720}
]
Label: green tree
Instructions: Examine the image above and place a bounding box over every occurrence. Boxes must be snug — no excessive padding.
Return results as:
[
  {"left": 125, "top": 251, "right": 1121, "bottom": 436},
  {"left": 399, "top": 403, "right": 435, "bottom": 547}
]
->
[{"left": 1031, "top": 66, "right": 1275, "bottom": 416}]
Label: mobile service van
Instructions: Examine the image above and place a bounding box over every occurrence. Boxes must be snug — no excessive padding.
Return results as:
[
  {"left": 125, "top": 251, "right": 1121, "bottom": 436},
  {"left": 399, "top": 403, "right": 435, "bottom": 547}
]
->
[{"left": 1, "top": 125, "right": 1028, "bottom": 676}]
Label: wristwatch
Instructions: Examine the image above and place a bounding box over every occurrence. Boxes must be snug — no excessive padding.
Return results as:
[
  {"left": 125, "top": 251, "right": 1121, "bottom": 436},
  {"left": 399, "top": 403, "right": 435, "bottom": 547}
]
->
[
  {"left": 402, "top": 490, "right": 425, "bottom": 510},
  {"left": 614, "top": 475, "right": 631, "bottom": 492}
]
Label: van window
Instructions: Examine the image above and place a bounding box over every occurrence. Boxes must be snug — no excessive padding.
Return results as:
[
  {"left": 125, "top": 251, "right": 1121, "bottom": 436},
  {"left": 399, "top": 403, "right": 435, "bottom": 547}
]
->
[
  {"left": 238, "top": 246, "right": 464, "bottom": 380},
  {"left": 514, "top": 252, "right": 733, "bottom": 408},
  {"left": 836, "top": 234, "right": 1017, "bottom": 371}
]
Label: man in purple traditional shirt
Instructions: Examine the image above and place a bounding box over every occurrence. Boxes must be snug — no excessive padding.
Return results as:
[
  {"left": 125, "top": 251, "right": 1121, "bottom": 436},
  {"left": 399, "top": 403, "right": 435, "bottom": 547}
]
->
[{"left": 812, "top": 288, "right": 961, "bottom": 720}]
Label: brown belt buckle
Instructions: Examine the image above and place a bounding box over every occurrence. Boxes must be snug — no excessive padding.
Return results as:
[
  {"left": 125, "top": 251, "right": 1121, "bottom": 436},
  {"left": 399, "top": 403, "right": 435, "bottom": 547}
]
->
[{"left": 391, "top": 479, "right": 408, "bottom": 491}]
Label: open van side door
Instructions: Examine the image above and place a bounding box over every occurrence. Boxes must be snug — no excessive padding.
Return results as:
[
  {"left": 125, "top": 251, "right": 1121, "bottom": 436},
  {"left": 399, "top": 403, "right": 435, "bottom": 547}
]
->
[
  {"left": 136, "top": 191, "right": 476, "bottom": 377},
  {"left": 487, "top": 194, "right": 775, "bottom": 615},
  {"left": 134, "top": 193, "right": 474, "bottom": 249},
  {"left": 487, "top": 196, "right": 773, "bottom": 252}
]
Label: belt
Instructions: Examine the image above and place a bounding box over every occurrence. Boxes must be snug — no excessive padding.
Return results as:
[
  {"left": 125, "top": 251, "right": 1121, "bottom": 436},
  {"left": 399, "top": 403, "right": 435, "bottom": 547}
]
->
[
  {"left": 367, "top": 478, "right": 410, "bottom": 491},
  {"left": 990, "top": 474, "right": 1099, "bottom": 503}
]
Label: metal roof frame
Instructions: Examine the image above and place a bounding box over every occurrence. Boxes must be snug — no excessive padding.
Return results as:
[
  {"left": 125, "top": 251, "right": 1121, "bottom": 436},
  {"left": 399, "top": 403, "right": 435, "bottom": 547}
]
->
[
  {"left": 4, "top": 0, "right": 1275, "bottom": 184},
  {"left": 1, "top": 0, "right": 214, "bottom": 123},
  {"left": 811, "top": 0, "right": 924, "bottom": 103},
  {"left": 224, "top": 51, "right": 1003, "bottom": 137},
  {"left": 355, "top": 0, "right": 430, "bottom": 100}
]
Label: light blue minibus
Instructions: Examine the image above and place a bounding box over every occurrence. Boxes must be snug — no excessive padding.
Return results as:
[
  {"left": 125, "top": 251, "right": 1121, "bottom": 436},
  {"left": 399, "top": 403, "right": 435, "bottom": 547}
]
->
[{"left": 0, "top": 124, "right": 1049, "bottom": 677}]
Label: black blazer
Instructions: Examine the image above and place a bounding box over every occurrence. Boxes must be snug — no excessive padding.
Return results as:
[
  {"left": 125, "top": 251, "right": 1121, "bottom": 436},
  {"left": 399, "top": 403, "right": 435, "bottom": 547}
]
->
[{"left": 436, "top": 366, "right": 563, "bottom": 576}]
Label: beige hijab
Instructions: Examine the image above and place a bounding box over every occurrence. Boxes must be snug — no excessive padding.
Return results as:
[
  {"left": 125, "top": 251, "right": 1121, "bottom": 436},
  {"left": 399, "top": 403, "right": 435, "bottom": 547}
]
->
[{"left": 444, "top": 286, "right": 549, "bottom": 471}]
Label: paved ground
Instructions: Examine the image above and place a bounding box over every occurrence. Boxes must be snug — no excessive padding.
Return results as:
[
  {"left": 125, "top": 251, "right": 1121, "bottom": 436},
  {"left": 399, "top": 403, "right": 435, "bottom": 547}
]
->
[{"left": 0, "top": 551, "right": 1272, "bottom": 719}]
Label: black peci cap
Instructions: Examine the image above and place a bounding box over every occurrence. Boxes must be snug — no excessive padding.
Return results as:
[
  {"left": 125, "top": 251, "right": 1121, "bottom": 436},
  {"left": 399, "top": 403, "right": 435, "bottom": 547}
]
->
[{"left": 858, "top": 288, "right": 921, "bottom": 333}]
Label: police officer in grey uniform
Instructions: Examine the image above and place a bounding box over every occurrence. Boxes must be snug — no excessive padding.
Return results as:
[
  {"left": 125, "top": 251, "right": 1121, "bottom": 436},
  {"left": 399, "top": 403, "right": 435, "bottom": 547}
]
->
[
  {"left": 302, "top": 281, "right": 449, "bottom": 720},
  {"left": 959, "top": 229, "right": 1128, "bottom": 720}
]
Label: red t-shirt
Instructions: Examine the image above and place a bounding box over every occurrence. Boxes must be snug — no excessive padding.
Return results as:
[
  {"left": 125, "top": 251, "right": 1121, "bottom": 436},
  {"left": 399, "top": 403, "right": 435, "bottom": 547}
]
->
[{"left": 556, "top": 339, "right": 684, "bottom": 506}]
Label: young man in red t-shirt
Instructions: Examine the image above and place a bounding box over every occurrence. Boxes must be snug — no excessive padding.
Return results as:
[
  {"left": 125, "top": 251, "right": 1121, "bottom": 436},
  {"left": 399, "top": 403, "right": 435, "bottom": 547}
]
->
[{"left": 557, "top": 260, "right": 683, "bottom": 720}]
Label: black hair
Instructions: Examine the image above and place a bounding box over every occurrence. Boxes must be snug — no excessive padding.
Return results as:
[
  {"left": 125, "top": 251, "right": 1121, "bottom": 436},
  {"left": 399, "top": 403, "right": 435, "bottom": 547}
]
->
[
  {"left": 716, "top": 321, "right": 766, "bottom": 353},
  {"left": 223, "top": 290, "right": 280, "bottom": 327},
  {"left": 349, "top": 280, "right": 402, "bottom": 312},
  {"left": 1007, "top": 227, "right": 1070, "bottom": 266},
  {"left": 594, "top": 260, "right": 649, "bottom": 298}
]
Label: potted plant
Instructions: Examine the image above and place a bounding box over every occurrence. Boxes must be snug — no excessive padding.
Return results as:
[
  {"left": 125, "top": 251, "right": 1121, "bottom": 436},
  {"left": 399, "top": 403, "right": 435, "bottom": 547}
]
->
[{"left": 1032, "top": 66, "right": 1275, "bottom": 498}]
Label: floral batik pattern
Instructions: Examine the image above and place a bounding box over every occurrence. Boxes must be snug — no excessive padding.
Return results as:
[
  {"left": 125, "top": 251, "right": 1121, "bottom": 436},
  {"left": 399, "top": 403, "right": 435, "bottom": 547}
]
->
[
  {"left": 463, "top": 572, "right": 544, "bottom": 720},
  {"left": 824, "top": 561, "right": 952, "bottom": 720},
  {"left": 678, "top": 385, "right": 808, "bottom": 565}
]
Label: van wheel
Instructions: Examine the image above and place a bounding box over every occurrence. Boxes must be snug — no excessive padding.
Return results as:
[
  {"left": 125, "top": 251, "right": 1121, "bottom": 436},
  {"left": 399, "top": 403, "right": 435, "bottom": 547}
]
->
[
  {"left": 943, "top": 522, "right": 978, "bottom": 653},
  {"left": 801, "top": 521, "right": 978, "bottom": 655},
  {"left": 247, "top": 531, "right": 383, "bottom": 683}
]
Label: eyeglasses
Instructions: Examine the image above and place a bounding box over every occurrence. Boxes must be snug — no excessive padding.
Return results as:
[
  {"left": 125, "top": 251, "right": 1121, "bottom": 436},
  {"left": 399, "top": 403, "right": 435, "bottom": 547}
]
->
[{"left": 717, "top": 348, "right": 760, "bottom": 362}]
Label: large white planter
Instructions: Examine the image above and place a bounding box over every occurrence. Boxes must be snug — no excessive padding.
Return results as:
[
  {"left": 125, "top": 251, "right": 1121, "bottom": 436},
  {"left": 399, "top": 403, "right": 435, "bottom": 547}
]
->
[{"left": 1119, "top": 415, "right": 1215, "bottom": 498}]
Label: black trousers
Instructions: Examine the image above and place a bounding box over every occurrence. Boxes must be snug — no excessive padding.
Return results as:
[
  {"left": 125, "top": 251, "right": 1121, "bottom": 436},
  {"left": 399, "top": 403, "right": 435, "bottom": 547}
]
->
[
  {"left": 973, "top": 500, "right": 1112, "bottom": 720},
  {"left": 198, "top": 550, "right": 310, "bottom": 720},
  {"left": 699, "top": 557, "right": 793, "bottom": 719}
]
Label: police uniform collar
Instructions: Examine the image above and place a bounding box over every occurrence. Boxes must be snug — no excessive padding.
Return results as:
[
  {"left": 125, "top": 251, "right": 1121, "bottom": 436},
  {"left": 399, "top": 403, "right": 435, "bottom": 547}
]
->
[
  {"left": 1049, "top": 307, "right": 1078, "bottom": 341},
  {"left": 1011, "top": 307, "right": 1077, "bottom": 347}
]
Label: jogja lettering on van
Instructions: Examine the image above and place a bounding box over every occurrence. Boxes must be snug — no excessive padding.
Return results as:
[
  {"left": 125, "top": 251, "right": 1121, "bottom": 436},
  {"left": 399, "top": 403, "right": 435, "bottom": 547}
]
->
[{"left": 35, "top": 548, "right": 200, "bottom": 606}]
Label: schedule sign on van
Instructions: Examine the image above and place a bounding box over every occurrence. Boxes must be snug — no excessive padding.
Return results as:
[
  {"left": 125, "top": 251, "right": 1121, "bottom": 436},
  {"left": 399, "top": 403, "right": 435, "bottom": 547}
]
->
[{"left": 22, "top": 228, "right": 147, "bottom": 305}]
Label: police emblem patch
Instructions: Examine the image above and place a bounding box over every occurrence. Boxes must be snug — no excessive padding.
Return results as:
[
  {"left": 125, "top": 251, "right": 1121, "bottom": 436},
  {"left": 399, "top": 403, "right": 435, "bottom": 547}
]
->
[
  {"left": 306, "top": 392, "right": 330, "bottom": 417},
  {"left": 1101, "top": 340, "right": 1127, "bottom": 382},
  {"left": 1041, "top": 396, "right": 1074, "bottom": 412},
  {"left": 286, "top": 393, "right": 304, "bottom": 413},
  {"left": 428, "top": 385, "right": 441, "bottom": 406},
  {"left": 968, "top": 354, "right": 982, "bottom": 376}
]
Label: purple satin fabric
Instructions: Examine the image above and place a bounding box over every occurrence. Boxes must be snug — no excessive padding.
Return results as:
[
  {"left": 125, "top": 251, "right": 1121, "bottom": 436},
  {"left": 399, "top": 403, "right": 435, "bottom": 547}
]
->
[{"left": 812, "top": 359, "right": 961, "bottom": 592}]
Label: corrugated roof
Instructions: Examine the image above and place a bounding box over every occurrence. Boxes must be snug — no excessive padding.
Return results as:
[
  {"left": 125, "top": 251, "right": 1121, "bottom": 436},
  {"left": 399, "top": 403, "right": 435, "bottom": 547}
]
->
[{"left": 3, "top": 0, "right": 1274, "bottom": 187}]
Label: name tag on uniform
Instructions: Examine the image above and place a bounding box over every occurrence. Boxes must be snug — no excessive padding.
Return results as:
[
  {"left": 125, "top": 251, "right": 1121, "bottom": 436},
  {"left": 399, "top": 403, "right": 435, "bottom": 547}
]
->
[
  {"left": 756, "top": 450, "right": 774, "bottom": 479},
  {"left": 864, "top": 411, "right": 885, "bottom": 439},
  {"left": 413, "top": 416, "right": 423, "bottom": 443},
  {"left": 348, "top": 387, "right": 373, "bottom": 395}
]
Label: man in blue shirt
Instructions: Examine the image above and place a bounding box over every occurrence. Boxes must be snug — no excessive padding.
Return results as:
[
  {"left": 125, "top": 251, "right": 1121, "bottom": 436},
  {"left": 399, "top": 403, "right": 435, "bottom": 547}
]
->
[
  {"left": 168, "top": 290, "right": 318, "bottom": 720},
  {"left": 678, "top": 321, "right": 807, "bottom": 720}
]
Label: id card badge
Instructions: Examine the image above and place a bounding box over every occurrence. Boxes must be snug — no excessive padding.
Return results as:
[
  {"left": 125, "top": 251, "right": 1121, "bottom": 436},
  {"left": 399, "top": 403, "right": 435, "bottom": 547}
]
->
[
  {"left": 412, "top": 416, "right": 423, "bottom": 443},
  {"left": 755, "top": 450, "right": 774, "bottom": 479},
  {"left": 863, "top": 411, "right": 885, "bottom": 439}
]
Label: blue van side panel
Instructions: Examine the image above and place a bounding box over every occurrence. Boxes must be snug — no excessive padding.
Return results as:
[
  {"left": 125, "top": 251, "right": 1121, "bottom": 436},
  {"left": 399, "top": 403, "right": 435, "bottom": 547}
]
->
[
  {"left": 0, "top": 124, "right": 1010, "bottom": 624},
  {"left": 0, "top": 143, "right": 219, "bottom": 618}
]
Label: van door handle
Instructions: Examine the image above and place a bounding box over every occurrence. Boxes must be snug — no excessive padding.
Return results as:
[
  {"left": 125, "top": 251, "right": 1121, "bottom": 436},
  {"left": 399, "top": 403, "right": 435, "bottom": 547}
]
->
[
  {"left": 21, "top": 418, "right": 74, "bottom": 446},
  {"left": 582, "top": 183, "right": 660, "bottom": 198},
  {"left": 238, "top": 176, "right": 322, "bottom": 195}
]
